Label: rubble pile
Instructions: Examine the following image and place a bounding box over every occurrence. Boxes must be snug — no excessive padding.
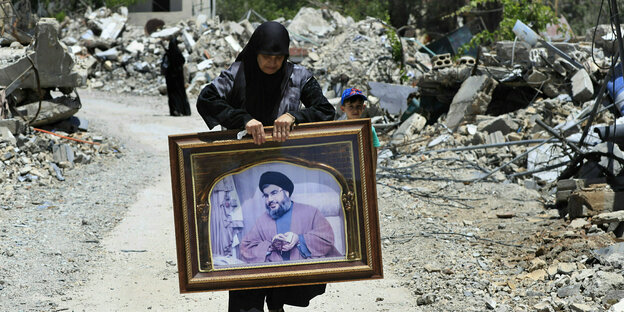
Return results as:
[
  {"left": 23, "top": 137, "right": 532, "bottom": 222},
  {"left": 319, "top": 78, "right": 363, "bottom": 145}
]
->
[
  {"left": 0, "top": 117, "right": 121, "bottom": 192},
  {"left": 3, "top": 6, "right": 423, "bottom": 98},
  {"left": 1, "top": 4, "right": 624, "bottom": 310}
]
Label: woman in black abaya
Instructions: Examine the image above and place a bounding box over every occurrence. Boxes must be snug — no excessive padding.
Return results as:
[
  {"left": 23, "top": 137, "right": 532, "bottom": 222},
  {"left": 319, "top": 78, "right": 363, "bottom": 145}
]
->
[
  {"left": 163, "top": 37, "right": 191, "bottom": 116},
  {"left": 196, "top": 22, "right": 335, "bottom": 311}
]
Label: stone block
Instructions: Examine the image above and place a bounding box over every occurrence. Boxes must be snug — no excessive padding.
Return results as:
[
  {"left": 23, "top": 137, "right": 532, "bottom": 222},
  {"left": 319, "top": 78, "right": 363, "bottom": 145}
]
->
[
  {"left": 391, "top": 113, "right": 427, "bottom": 146},
  {"left": 0, "top": 118, "right": 27, "bottom": 135},
  {"left": 568, "top": 184, "right": 618, "bottom": 218},
  {"left": 485, "top": 131, "right": 505, "bottom": 145},
  {"left": 52, "top": 143, "right": 74, "bottom": 164},
  {"left": 495, "top": 41, "right": 532, "bottom": 65},
  {"left": 571, "top": 69, "right": 594, "bottom": 102},
  {"left": 477, "top": 115, "right": 519, "bottom": 135},
  {"left": 444, "top": 75, "right": 498, "bottom": 130},
  {"left": 431, "top": 53, "right": 452, "bottom": 69}
]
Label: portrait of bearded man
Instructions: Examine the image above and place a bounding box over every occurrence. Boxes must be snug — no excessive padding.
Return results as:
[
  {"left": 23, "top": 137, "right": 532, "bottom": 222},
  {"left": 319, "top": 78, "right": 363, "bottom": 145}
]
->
[{"left": 240, "top": 171, "right": 343, "bottom": 263}]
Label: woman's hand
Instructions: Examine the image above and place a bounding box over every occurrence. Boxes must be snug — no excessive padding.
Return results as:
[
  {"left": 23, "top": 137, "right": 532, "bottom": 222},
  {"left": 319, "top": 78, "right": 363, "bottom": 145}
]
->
[
  {"left": 273, "top": 113, "right": 295, "bottom": 142},
  {"left": 245, "top": 119, "right": 266, "bottom": 145}
]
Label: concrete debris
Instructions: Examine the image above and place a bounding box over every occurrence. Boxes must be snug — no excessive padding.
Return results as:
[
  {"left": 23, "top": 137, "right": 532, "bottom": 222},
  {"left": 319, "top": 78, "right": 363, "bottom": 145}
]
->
[
  {"left": 390, "top": 112, "right": 426, "bottom": 148},
  {"left": 13, "top": 96, "right": 82, "bottom": 127},
  {"left": 0, "top": 126, "right": 16, "bottom": 144},
  {"left": 0, "top": 122, "right": 120, "bottom": 185},
  {"left": 2, "top": 8, "right": 624, "bottom": 310},
  {"left": 444, "top": 75, "right": 498, "bottom": 130},
  {"left": 571, "top": 69, "right": 595, "bottom": 102},
  {"left": 287, "top": 7, "right": 335, "bottom": 38},
  {"left": 0, "top": 18, "right": 83, "bottom": 89},
  {"left": 568, "top": 184, "right": 617, "bottom": 218}
]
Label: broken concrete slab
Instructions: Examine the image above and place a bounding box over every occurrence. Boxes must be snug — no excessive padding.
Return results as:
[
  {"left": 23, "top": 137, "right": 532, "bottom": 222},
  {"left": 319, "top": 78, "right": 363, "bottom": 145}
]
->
[
  {"left": 445, "top": 75, "right": 498, "bottom": 130},
  {"left": 593, "top": 243, "right": 624, "bottom": 268},
  {"left": 13, "top": 96, "right": 81, "bottom": 127},
  {"left": 224, "top": 35, "right": 242, "bottom": 53},
  {"left": 288, "top": 7, "right": 334, "bottom": 38},
  {"left": 0, "top": 126, "right": 16, "bottom": 145},
  {"left": 226, "top": 21, "right": 245, "bottom": 36},
  {"left": 125, "top": 40, "right": 144, "bottom": 54},
  {"left": 0, "top": 18, "right": 82, "bottom": 89},
  {"left": 368, "top": 81, "right": 418, "bottom": 115},
  {"left": 150, "top": 27, "right": 180, "bottom": 39},
  {"left": 0, "top": 118, "right": 27, "bottom": 135},
  {"left": 182, "top": 30, "right": 196, "bottom": 52},
  {"left": 485, "top": 131, "right": 506, "bottom": 145},
  {"left": 568, "top": 184, "right": 618, "bottom": 218},
  {"left": 571, "top": 69, "right": 594, "bottom": 102},
  {"left": 495, "top": 41, "right": 532, "bottom": 66},
  {"left": 97, "top": 12, "right": 127, "bottom": 40},
  {"left": 197, "top": 59, "right": 213, "bottom": 70},
  {"left": 592, "top": 211, "right": 624, "bottom": 224},
  {"left": 477, "top": 115, "right": 520, "bottom": 135},
  {"left": 391, "top": 113, "right": 427, "bottom": 146}
]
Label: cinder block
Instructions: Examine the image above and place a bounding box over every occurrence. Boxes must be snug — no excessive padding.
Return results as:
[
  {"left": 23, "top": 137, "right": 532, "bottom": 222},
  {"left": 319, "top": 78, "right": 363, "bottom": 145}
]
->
[{"left": 431, "top": 53, "right": 452, "bottom": 69}]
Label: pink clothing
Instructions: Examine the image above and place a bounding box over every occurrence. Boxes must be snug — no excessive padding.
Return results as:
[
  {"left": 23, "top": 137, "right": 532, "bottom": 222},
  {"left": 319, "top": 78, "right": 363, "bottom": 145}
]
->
[{"left": 241, "top": 202, "right": 343, "bottom": 263}]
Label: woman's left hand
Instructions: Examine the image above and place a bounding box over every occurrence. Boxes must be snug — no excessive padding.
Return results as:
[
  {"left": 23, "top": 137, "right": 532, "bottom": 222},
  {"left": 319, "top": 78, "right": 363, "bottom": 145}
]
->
[{"left": 273, "top": 113, "right": 295, "bottom": 142}]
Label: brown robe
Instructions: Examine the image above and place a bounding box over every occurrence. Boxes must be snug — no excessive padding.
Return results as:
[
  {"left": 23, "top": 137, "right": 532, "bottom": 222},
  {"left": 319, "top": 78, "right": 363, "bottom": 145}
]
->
[{"left": 240, "top": 202, "right": 343, "bottom": 263}]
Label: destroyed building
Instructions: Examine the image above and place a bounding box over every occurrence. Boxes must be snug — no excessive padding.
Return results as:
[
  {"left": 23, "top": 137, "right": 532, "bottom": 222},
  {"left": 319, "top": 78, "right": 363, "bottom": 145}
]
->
[{"left": 2, "top": 3, "right": 624, "bottom": 311}]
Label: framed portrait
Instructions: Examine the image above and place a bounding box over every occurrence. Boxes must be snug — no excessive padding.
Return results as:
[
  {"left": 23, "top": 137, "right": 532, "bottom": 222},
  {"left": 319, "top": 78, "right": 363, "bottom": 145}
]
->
[{"left": 168, "top": 119, "right": 382, "bottom": 292}]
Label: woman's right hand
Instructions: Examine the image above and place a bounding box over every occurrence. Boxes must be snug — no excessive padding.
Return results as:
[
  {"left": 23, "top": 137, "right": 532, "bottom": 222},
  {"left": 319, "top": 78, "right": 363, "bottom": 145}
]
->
[{"left": 245, "top": 119, "right": 266, "bottom": 145}]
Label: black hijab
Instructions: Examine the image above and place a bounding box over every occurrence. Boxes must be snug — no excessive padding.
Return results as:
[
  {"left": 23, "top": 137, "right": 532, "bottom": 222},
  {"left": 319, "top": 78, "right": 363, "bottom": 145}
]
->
[{"left": 234, "top": 21, "right": 292, "bottom": 125}]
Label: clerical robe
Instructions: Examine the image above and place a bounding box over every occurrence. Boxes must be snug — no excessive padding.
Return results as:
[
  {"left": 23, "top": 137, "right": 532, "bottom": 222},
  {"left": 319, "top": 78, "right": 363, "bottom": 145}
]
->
[{"left": 241, "top": 202, "right": 343, "bottom": 263}]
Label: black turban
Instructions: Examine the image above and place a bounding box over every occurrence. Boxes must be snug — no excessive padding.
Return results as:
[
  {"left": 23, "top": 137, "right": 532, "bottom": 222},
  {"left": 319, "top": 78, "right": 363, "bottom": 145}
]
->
[{"left": 258, "top": 171, "right": 294, "bottom": 195}]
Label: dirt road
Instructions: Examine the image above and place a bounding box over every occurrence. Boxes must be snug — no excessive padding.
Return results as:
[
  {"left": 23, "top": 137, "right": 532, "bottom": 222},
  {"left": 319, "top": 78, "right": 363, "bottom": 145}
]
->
[{"left": 55, "top": 90, "right": 417, "bottom": 311}]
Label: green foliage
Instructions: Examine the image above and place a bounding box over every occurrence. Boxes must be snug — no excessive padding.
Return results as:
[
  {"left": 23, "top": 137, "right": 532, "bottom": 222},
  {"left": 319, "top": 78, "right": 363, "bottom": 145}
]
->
[
  {"left": 387, "top": 27, "right": 402, "bottom": 63},
  {"left": 558, "top": 0, "right": 624, "bottom": 35},
  {"left": 54, "top": 11, "right": 67, "bottom": 22},
  {"left": 334, "top": 0, "right": 388, "bottom": 21},
  {"left": 459, "top": 0, "right": 558, "bottom": 53}
]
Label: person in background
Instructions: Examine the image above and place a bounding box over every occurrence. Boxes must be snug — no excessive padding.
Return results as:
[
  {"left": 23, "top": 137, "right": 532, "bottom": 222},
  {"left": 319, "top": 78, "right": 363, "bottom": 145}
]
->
[
  {"left": 340, "top": 88, "right": 380, "bottom": 165},
  {"left": 162, "top": 37, "right": 191, "bottom": 116},
  {"left": 196, "top": 20, "right": 335, "bottom": 312}
]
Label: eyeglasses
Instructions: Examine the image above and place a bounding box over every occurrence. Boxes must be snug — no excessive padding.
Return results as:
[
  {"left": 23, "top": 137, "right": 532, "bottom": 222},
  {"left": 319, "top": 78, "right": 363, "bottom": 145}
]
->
[{"left": 262, "top": 188, "right": 284, "bottom": 199}]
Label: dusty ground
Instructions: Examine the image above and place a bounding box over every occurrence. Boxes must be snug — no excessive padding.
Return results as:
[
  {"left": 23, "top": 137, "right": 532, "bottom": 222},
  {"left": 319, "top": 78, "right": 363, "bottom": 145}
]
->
[{"left": 0, "top": 90, "right": 612, "bottom": 312}]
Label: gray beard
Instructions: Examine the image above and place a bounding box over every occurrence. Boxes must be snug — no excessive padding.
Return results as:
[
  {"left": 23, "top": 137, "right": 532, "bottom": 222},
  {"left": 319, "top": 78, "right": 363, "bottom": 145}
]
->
[{"left": 267, "top": 201, "right": 291, "bottom": 219}]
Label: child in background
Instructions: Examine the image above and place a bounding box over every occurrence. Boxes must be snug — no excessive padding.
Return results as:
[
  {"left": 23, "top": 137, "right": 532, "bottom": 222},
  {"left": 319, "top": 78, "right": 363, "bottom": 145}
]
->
[{"left": 340, "top": 88, "right": 380, "bottom": 165}]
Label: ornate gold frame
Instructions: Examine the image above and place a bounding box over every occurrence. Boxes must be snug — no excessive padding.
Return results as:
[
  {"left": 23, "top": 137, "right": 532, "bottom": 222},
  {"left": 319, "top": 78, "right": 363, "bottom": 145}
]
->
[{"left": 168, "top": 119, "right": 382, "bottom": 292}]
